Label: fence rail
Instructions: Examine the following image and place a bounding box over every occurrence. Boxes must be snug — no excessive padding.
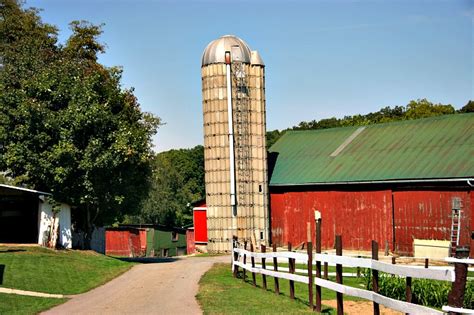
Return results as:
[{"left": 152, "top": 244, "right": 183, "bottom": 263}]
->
[
  {"left": 232, "top": 235, "right": 473, "bottom": 315},
  {"left": 234, "top": 248, "right": 455, "bottom": 282}
]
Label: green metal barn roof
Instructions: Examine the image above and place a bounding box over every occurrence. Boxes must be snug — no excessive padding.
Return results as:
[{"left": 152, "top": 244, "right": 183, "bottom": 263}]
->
[{"left": 268, "top": 113, "right": 474, "bottom": 186}]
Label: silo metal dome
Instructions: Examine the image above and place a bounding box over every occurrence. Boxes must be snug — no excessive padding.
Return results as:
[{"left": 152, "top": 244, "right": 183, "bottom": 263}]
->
[{"left": 201, "top": 35, "right": 252, "bottom": 66}]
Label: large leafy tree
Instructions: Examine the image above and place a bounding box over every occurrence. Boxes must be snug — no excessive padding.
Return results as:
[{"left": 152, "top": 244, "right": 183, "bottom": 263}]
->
[
  {"left": 130, "top": 145, "right": 205, "bottom": 227},
  {"left": 0, "top": 0, "right": 160, "bottom": 245}
]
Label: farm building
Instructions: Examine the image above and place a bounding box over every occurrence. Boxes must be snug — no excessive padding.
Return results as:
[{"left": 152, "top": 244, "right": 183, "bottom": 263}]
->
[
  {"left": 105, "top": 225, "right": 187, "bottom": 257},
  {"left": 193, "top": 200, "right": 208, "bottom": 245},
  {"left": 0, "top": 184, "right": 72, "bottom": 248},
  {"left": 269, "top": 114, "right": 474, "bottom": 258},
  {"left": 186, "top": 200, "right": 208, "bottom": 254}
]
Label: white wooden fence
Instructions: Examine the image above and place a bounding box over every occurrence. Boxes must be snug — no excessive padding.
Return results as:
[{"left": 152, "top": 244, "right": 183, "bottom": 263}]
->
[{"left": 232, "top": 243, "right": 474, "bottom": 314}]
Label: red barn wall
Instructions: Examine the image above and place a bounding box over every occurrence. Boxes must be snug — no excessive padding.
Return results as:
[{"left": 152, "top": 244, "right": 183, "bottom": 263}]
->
[
  {"left": 106, "top": 230, "right": 132, "bottom": 256},
  {"left": 105, "top": 229, "right": 144, "bottom": 257},
  {"left": 187, "top": 229, "right": 195, "bottom": 254},
  {"left": 393, "top": 190, "right": 472, "bottom": 256},
  {"left": 271, "top": 190, "right": 393, "bottom": 252},
  {"left": 471, "top": 191, "right": 474, "bottom": 257},
  {"left": 193, "top": 209, "right": 208, "bottom": 243},
  {"left": 271, "top": 187, "right": 472, "bottom": 256},
  {"left": 139, "top": 230, "right": 147, "bottom": 255}
]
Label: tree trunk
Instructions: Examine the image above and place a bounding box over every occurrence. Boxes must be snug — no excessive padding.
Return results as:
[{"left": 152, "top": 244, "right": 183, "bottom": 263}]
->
[{"left": 47, "top": 214, "right": 59, "bottom": 248}]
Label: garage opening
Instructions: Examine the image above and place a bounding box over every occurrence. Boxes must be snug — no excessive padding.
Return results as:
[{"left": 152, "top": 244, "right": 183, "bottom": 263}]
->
[{"left": 0, "top": 186, "right": 39, "bottom": 244}]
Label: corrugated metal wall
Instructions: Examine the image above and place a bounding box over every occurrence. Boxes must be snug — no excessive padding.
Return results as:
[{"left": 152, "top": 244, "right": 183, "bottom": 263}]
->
[
  {"left": 271, "top": 188, "right": 472, "bottom": 256},
  {"left": 393, "top": 190, "right": 471, "bottom": 255},
  {"left": 105, "top": 229, "right": 143, "bottom": 257},
  {"left": 271, "top": 190, "right": 393, "bottom": 251}
]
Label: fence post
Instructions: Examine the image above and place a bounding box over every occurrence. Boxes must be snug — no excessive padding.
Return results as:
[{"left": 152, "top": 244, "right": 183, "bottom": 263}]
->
[
  {"left": 335, "top": 235, "right": 343, "bottom": 315},
  {"left": 288, "top": 242, "right": 295, "bottom": 300},
  {"left": 261, "top": 244, "right": 267, "bottom": 290},
  {"left": 357, "top": 255, "right": 361, "bottom": 278},
  {"left": 233, "top": 236, "right": 239, "bottom": 278},
  {"left": 324, "top": 262, "right": 328, "bottom": 280},
  {"left": 307, "top": 222, "right": 314, "bottom": 310},
  {"left": 243, "top": 241, "right": 247, "bottom": 282},
  {"left": 406, "top": 275, "right": 412, "bottom": 315},
  {"left": 424, "top": 258, "right": 429, "bottom": 269},
  {"left": 372, "top": 240, "right": 380, "bottom": 315},
  {"left": 447, "top": 249, "right": 469, "bottom": 314},
  {"left": 315, "top": 218, "right": 322, "bottom": 312},
  {"left": 273, "top": 243, "right": 280, "bottom": 295},
  {"left": 250, "top": 243, "right": 256, "bottom": 287}
]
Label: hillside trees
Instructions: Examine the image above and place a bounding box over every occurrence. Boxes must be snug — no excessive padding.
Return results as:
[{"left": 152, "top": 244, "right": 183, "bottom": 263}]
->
[
  {"left": 459, "top": 100, "right": 474, "bottom": 113},
  {"left": 0, "top": 0, "right": 160, "bottom": 246},
  {"left": 266, "top": 99, "right": 467, "bottom": 147}
]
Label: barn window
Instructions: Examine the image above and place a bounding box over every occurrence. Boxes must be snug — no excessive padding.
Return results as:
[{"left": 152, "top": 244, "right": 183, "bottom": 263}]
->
[{"left": 171, "top": 231, "right": 178, "bottom": 242}]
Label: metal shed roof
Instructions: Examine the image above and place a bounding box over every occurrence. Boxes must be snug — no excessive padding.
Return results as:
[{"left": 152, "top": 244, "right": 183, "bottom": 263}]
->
[
  {"left": 0, "top": 184, "right": 51, "bottom": 195},
  {"left": 268, "top": 113, "right": 474, "bottom": 186}
]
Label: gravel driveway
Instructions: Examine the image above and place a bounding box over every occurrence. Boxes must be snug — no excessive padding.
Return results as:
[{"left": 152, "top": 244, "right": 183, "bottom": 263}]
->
[{"left": 42, "top": 255, "right": 230, "bottom": 315}]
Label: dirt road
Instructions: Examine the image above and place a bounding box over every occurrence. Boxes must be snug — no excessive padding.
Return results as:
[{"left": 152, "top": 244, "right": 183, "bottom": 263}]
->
[{"left": 42, "top": 255, "right": 230, "bottom": 315}]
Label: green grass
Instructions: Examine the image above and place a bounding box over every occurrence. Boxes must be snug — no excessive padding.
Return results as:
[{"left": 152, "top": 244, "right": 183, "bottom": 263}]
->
[
  {"left": 247, "top": 261, "right": 365, "bottom": 301},
  {"left": 0, "top": 293, "right": 67, "bottom": 315},
  {"left": 197, "top": 263, "right": 336, "bottom": 314},
  {"left": 0, "top": 246, "right": 134, "bottom": 294}
]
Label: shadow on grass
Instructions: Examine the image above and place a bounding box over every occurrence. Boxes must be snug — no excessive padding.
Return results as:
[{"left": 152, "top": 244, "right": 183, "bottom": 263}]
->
[
  {"left": 0, "top": 264, "right": 4, "bottom": 285},
  {"left": 112, "top": 256, "right": 180, "bottom": 264},
  {"left": 0, "top": 249, "right": 26, "bottom": 253}
]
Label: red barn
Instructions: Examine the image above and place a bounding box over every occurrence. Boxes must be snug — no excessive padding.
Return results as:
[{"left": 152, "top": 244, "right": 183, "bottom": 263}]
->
[
  {"left": 193, "top": 200, "right": 208, "bottom": 244},
  {"left": 105, "top": 227, "right": 146, "bottom": 257},
  {"left": 268, "top": 114, "right": 473, "bottom": 257}
]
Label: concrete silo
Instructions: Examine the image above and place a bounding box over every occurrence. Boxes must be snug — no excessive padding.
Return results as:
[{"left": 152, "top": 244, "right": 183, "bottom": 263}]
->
[{"left": 201, "top": 35, "right": 268, "bottom": 252}]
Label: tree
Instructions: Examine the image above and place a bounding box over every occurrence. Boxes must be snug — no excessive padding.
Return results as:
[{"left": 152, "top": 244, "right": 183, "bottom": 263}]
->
[
  {"left": 458, "top": 100, "right": 474, "bottom": 113},
  {"left": 132, "top": 146, "right": 205, "bottom": 227},
  {"left": 266, "top": 99, "right": 461, "bottom": 147},
  {"left": 404, "top": 99, "right": 455, "bottom": 119},
  {"left": 0, "top": 0, "right": 161, "bottom": 246}
]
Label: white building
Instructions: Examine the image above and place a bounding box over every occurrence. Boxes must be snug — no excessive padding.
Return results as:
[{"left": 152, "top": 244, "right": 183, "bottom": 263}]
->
[{"left": 0, "top": 184, "right": 72, "bottom": 248}]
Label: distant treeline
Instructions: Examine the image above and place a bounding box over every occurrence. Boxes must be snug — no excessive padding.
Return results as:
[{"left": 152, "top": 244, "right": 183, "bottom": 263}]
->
[{"left": 266, "top": 99, "right": 474, "bottom": 148}]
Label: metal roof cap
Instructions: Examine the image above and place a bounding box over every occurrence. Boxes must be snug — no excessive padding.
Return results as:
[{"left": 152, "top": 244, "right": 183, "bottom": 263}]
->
[
  {"left": 201, "top": 35, "right": 252, "bottom": 66},
  {"left": 251, "top": 50, "right": 264, "bottom": 66}
]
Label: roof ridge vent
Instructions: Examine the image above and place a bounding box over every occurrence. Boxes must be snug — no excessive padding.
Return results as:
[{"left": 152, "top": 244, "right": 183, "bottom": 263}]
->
[{"left": 330, "top": 127, "right": 366, "bottom": 157}]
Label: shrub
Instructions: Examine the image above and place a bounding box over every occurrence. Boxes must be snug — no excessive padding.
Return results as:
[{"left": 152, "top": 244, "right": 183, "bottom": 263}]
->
[{"left": 363, "top": 269, "right": 473, "bottom": 309}]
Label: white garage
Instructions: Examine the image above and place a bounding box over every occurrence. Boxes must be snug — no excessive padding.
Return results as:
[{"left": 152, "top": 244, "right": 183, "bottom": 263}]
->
[{"left": 0, "top": 184, "right": 72, "bottom": 248}]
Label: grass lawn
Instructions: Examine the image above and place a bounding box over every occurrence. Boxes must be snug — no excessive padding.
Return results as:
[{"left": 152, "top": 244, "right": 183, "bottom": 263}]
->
[
  {"left": 0, "top": 246, "right": 134, "bottom": 294},
  {"left": 0, "top": 293, "right": 67, "bottom": 315},
  {"left": 197, "top": 263, "right": 337, "bottom": 314}
]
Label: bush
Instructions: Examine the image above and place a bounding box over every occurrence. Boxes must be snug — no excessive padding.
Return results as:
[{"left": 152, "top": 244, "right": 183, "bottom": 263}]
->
[
  {"left": 363, "top": 269, "right": 473, "bottom": 309},
  {"left": 464, "top": 281, "right": 474, "bottom": 309}
]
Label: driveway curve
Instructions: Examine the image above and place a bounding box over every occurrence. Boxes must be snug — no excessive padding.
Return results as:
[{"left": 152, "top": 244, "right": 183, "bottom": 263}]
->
[{"left": 42, "top": 255, "right": 230, "bottom": 315}]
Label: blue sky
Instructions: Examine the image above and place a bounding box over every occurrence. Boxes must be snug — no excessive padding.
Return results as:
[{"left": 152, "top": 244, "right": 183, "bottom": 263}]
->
[{"left": 27, "top": 0, "right": 472, "bottom": 152}]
